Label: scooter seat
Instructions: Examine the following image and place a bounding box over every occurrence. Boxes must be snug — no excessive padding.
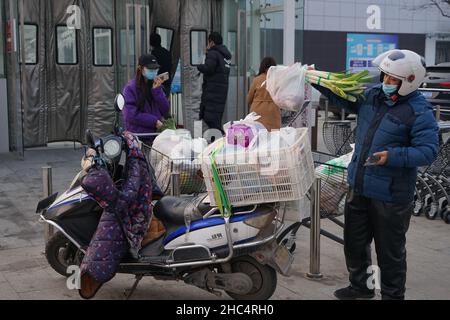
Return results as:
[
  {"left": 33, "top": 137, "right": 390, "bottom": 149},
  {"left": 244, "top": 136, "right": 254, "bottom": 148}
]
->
[{"left": 153, "top": 195, "right": 212, "bottom": 226}]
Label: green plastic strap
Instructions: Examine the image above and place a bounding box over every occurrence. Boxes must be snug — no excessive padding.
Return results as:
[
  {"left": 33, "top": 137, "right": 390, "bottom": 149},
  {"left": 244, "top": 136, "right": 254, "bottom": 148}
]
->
[
  {"left": 327, "top": 72, "right": 331, "bottom": 80},
  {"left": 209, "top": 142, "right": 232, "bottom": 218},
  {"left": 318, "top": 76, "right": 322, "bottom": 86}
]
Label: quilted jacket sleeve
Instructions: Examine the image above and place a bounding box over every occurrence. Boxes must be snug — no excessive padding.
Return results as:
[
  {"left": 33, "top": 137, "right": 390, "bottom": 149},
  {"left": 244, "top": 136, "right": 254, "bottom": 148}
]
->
[{"left": 386, "top": 108, "right": 439, "bottom": 168}]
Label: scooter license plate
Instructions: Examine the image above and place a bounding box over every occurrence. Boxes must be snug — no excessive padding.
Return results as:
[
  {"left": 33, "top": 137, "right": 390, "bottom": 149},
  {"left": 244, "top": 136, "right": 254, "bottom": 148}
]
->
[{"left": 273, "top": 245, "right": 294, "bottom": 276}]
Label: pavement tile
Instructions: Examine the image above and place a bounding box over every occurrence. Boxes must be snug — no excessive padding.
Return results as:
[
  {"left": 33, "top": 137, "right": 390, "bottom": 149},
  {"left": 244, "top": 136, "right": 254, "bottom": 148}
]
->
[
  {"left": 3, "top": 267, "right": 64, "bottom": 293},
  {"left": 0, "top": 280, "right": 20, "bottom": 300}
]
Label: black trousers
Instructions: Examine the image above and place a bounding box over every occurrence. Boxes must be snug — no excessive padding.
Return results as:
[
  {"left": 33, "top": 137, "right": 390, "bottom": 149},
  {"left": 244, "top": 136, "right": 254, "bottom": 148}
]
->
[
  {"left": 202, "top": 111, "right": 224, "bottom": 134},
  {"left": 344, "top": 189, "right": 413, "bottom": 299}
]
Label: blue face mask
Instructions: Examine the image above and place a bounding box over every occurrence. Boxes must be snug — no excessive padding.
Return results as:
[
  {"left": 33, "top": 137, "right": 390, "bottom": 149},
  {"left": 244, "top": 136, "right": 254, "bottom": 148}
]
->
[
  {"left": 382, "top": 83, "right": 399, "bottom": 96},
  {"left": 143, "top": 69, "right": 158, "bottom": 80}
]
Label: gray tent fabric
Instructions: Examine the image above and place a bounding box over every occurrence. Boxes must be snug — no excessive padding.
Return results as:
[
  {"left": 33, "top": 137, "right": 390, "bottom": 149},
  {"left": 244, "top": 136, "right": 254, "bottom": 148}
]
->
[
  {"left": 180, "top": 0, "right": 211, "bottom": 134},
  {"left": 21, "top": 0, "right": 46, "bottom": 147},
  {"left": 9, "top": 0, "right": 228, "bottom": 148},
  {"left": 5, "top": 0, "right": 24, "bottom": 152},
  {"left": 151, "top": 0, "right": 180, "bottom": 80},
  {"left": 86, "top": 0, "right": 116, "bottom": 138}
]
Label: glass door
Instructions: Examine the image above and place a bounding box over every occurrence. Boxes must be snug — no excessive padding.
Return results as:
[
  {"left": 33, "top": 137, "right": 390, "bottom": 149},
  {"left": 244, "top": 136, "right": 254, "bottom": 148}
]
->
[{"left": 116, "top": 0, "right": 151, "bottom": 91}]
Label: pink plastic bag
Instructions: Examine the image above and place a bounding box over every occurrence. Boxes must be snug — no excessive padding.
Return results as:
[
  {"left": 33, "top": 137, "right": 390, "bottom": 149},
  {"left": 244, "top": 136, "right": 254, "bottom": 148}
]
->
[{"left": 227, "top": 124, "right": 254, "bottom": 148}]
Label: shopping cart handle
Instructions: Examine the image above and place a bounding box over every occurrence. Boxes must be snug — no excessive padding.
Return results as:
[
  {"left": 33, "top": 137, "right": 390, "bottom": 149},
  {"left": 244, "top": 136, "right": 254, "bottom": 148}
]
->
[
  {"left": 130, "top": 132, "right": 161, "bottom": 138},
  {"left": 286, "top": 100, "right": 311, "bottom": 127}
]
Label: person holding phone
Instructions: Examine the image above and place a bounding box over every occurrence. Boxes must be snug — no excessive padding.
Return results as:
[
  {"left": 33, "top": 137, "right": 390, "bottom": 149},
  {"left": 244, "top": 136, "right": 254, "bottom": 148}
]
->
[
  {"left": 312, "top": 50, "right": 438, "bottom": 300},
  {"left": 122, "top": 54, "right": 170, "bottom": 144}
]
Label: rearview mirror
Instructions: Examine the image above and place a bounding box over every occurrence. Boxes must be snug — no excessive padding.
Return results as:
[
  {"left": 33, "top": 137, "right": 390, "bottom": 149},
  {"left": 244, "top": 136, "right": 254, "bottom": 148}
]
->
[
  {"left": 85, "top": 129, "right": 95, "bottom": 148},
  {"left": 114, "top": 93, "right": 125, "bottom": 112}
]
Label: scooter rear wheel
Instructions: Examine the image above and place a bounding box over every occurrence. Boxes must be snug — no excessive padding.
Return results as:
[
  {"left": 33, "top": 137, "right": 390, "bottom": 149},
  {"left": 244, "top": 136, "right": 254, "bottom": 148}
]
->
[
  {"left": 45, "top": 231, "right": 82, "bottom": 277},
  {"left": 225, "top": 256, "right": 277, "bottom": 300}
]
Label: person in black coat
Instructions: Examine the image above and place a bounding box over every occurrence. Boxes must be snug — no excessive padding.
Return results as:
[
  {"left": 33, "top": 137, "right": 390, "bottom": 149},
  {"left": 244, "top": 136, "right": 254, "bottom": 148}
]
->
[
  {"left": 197, "top": 32, "right": 232, "bottom": 133},
  {"left": 150, "top": 33, "right": 173, "bottom": 98}
]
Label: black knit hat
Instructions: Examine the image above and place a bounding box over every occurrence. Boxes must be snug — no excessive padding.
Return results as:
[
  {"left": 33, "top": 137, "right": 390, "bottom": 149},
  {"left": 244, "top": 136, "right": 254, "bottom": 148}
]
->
[{"left": 138, "top": 54, "right": 160, "bottom": 69}]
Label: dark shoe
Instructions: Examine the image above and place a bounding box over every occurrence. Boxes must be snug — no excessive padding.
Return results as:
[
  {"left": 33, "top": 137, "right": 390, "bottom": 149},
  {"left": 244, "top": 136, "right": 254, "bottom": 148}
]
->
[
  {"left": 334, "top": 286, "right": 375, "bottom": 300},
  {"left": 381, "top": 295, "right": 404, "bottom": 300}
]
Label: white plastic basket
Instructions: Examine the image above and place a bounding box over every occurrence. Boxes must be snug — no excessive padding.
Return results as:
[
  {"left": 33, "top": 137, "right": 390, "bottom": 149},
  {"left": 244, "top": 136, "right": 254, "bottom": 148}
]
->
[{"left": 201, "top": 128, "right": 315, "bottom": 207}]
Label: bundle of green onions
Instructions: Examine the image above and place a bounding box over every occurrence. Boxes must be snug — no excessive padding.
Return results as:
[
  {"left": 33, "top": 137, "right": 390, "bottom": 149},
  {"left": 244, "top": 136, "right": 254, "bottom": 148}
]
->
[
  {"left": 305, "top": 69, "right": 373, "bottom": 102},
  {"left": 157, "top": 116, "right": 177, "bottom": 132}
]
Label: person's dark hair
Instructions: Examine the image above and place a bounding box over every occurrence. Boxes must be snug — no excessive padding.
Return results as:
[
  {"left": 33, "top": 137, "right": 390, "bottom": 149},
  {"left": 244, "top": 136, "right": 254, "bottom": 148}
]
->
[
  {"left": 150, "top": 33, "right": 161, "bottom": 47},
  {"left": 258, "top": 57, "right": 277, "bottom": 76},
  {"left": 135, "top": 65, "right": 154, "bottom": 113},
  {"left": 208, "top": 32, "right": 223, "bottom": 46}
]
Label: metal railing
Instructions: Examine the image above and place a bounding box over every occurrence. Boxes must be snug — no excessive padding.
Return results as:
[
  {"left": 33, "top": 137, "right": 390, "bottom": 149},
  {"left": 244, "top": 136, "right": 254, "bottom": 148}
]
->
[
  {"left": 42, "top": 166, "right": 54, "bottom": 241},
  {"left": 169, "top": 93, "right": 183, "bottom": 127}
]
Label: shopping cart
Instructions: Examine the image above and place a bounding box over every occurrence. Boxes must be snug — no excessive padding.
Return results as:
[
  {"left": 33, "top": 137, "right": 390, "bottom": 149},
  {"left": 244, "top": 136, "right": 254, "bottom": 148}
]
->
[
  {"left": 312, "top": 151, "right": 349, "bottom": 219},
  {"left": 322, "top": 120, "right": 356, "bottom": 156},
  {"left": 281, "top": 100, "right": 311, "bottom": 128},
  {"left": 141, "top": 143, "right": 206, "bottom": 195},
  {"left": 293, "top": 151, "right": 349, "bottom": 245},
  {"left": 414, "top": 136, "right": 450, "bottom": 223}
]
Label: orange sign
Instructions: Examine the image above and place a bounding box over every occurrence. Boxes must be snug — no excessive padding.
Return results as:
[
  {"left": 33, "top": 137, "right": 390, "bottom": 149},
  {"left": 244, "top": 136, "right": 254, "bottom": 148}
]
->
[{"left": 6, "top": 20, "right": 15, "bottom": 53}]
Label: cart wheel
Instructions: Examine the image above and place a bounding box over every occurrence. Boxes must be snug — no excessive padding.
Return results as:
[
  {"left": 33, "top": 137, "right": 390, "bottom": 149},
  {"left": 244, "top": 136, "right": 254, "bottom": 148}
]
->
[
  {"left": 441, "top": 209, "right": 450, "bottom": 224},
  {"left": 413, "top": 201, "right": 423, "bottom": 216},
  {"left": 425, "top": 203, "right": 439, "bottom": 220}
]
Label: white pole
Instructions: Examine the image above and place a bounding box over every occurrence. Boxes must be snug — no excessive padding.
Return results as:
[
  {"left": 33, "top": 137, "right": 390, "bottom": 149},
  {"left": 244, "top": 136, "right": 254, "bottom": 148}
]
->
[{"left": 283, "top": 0, "right": 296, "bottom": 65}]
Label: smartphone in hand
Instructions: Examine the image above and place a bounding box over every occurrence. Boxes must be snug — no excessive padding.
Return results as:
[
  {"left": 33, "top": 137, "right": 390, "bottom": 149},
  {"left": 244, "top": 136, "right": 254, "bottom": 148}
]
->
[
  {"left": 364, "top": 154, "right": 381, "bottom": 166},
  {"left": 157, "top": 72, "right": 169, "bottom": 82}
]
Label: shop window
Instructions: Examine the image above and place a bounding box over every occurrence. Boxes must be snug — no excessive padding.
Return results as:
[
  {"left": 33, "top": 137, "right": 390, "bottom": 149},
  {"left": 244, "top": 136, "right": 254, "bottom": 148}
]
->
[
  {"left": 436, "top": 41, "right": 450, "bottom": 65},
  {"left": 93, "top": 28, "right": 113, "bottom": 66},
  {"left": 155, "top": 27, "right": 174, "bottom": 51},
  {"left": 190, "top": 30, "right": 207, "bottom": 66},
  {"left": 19, "top": 24, "right": 38, "bottom": 65},
  {"left": 227, "top": 31, "right": 236, "bottom": 66},
  {"left": 56, "top": 26, "right": 78, "bottom": 65}
]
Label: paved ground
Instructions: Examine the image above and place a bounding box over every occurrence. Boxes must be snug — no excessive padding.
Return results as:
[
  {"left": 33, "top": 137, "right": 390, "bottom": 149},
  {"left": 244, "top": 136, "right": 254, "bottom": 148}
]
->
[{"left": 0, "top": 115, "right": 449, "bottom": 300}]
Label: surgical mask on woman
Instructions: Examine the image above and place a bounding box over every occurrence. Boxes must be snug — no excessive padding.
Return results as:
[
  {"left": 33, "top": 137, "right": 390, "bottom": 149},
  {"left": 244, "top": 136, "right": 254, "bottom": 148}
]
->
[
  {"left": 382, "top": 83, "right": 399, "bottom": 96},
  {"left": 143, "top": 68, "right": 158, "bottom": 80}
]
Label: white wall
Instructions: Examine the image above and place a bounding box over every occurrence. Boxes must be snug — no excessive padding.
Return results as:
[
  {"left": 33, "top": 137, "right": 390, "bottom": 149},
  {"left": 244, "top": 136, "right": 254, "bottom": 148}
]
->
[{"left": 304, "top": 0, "right": 450, "bottom": 34}]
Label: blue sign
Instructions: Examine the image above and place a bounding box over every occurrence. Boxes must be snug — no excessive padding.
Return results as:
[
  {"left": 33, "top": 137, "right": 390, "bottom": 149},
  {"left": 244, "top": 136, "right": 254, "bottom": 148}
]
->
[
  {"left": 346, "top": 33, "right": 398, "bottom": 73},
  {"left": 171, "top": 61, "right": 182, "bottom": 94}
]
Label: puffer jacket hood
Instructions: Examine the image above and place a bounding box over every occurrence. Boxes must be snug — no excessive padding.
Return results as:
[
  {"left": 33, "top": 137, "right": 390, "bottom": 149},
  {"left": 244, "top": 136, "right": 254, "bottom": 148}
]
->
[{"left": 211, "top": 44, "right": 232, "bottom": 60}]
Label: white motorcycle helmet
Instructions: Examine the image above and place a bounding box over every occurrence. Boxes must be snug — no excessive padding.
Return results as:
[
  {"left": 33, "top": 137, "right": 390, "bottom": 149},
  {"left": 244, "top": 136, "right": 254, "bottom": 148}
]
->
[{"left": 372, "top": 49, "right": 426, "bottom": 96}]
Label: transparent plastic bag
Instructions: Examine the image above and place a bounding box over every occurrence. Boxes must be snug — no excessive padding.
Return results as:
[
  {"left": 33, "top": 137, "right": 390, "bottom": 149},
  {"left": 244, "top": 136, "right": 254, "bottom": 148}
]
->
[{"left": 265, "top": 63, "right": 307, "bottom": 111}]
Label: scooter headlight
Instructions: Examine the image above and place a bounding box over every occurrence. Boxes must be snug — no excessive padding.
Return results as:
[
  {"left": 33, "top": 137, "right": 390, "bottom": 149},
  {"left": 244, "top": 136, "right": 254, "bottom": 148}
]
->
[{"left": 103, "top": 137, "right": 122, "bottom": 159}]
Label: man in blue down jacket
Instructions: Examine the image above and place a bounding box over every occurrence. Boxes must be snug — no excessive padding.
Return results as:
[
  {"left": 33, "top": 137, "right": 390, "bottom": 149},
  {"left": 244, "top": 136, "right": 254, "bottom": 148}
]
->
[{"left": 314, "top": 50, "right": 439, "bottom": 300}]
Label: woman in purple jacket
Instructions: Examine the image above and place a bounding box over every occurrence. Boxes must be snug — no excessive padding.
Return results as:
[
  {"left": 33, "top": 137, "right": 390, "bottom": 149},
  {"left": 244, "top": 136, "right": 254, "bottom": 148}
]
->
[{"left": 122, "top": 54, "right": 170, "bottom": 138}]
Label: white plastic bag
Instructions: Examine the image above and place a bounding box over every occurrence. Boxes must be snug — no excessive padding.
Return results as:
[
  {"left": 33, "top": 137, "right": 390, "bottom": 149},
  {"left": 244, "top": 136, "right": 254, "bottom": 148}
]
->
[
  {"left": 152, "top": 129, "right": 207, "bottom": 192},
  {"left": 315, "top": 144, "right": 355, "bottom": 176},
  {"left": 152, "top": 129, "right": 191, "bottom": 158},
  {"left": 265, "top": 63, "right": 307, "bottom": 111}
]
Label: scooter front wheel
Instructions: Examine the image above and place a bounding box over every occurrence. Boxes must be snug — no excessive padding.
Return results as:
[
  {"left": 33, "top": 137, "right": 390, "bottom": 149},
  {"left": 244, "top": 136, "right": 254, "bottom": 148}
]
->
[
  {"left": 45, "top": 231, "right": 83, "bottom": 277},
  {"left": 225, "top": 256, "right": 277, "bottom": 300}
]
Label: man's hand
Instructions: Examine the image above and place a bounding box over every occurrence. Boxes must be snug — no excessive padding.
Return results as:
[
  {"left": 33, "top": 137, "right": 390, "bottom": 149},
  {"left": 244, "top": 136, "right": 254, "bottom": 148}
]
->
[
  {"left": 372, "top": 151, "right": 389, "bottom": 166},
  {"left": 156, "top": 120, "right": 163, "bottom": 130}
]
